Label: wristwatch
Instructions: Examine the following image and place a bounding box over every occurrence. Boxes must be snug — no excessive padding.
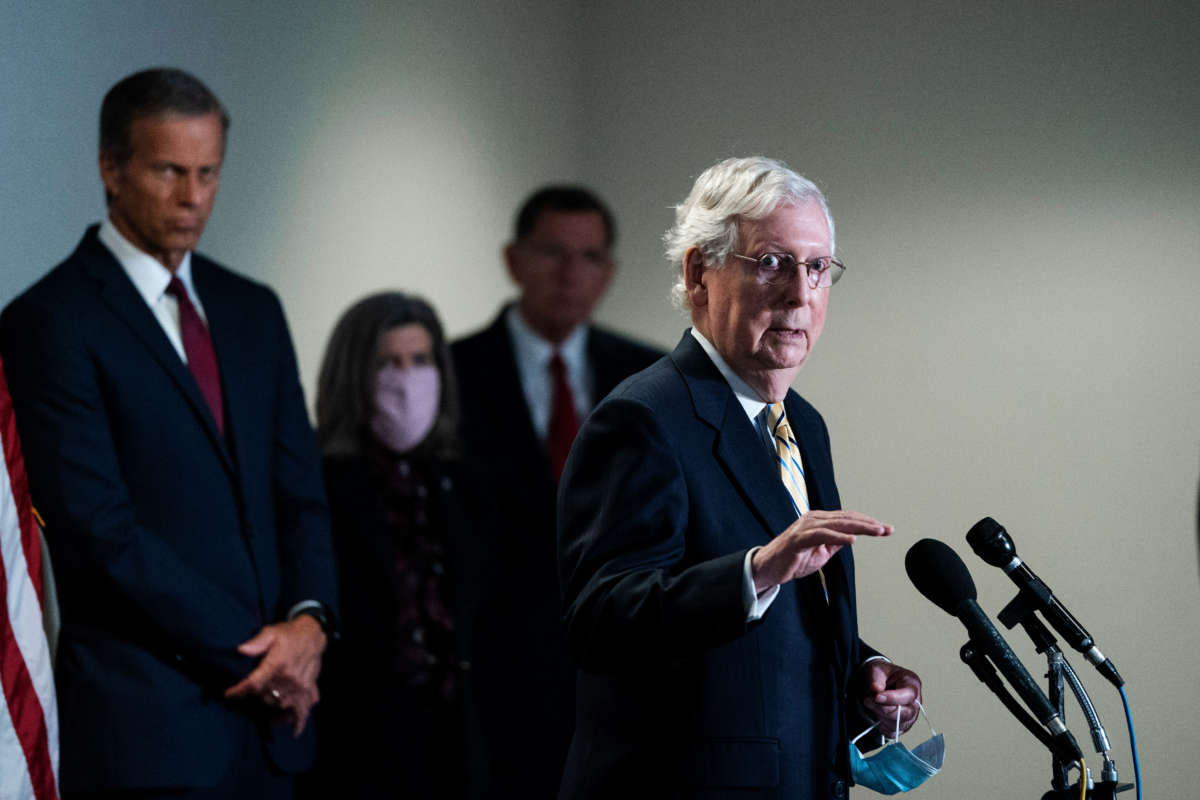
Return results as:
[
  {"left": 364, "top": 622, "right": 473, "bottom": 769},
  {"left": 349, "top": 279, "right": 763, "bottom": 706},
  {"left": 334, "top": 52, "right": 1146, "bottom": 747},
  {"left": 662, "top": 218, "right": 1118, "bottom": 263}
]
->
[{"left": 293, "top": 604, "right": 339, "bottom": 640}]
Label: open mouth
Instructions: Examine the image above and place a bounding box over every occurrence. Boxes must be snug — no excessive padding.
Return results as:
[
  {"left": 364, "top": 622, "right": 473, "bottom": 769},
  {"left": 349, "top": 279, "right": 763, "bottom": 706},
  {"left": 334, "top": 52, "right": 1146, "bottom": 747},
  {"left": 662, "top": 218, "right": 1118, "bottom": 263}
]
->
[{"left": 768, "top": 328, "right": 806, "bottom": 341}]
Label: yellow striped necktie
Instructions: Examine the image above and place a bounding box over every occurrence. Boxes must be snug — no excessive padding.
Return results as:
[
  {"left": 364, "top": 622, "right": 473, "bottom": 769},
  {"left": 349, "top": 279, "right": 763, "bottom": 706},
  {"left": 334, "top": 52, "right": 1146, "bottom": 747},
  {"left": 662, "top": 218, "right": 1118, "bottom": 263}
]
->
[
  {"left": 767, "top": 402, "right": 810, "bottom": 514},
  {"left": 767, "top": 402, "right": 828, "bottom": 601}
]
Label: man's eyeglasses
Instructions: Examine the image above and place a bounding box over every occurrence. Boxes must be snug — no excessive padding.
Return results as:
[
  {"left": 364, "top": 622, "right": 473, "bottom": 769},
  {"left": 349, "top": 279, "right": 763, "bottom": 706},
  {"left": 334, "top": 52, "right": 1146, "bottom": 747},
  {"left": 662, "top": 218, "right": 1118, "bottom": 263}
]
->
[
  {"left": 730, "top": 252, "right": 845, "bottom": 289},
  {"left": 521, "top": 242, "right": 613, "bottom": 269}
]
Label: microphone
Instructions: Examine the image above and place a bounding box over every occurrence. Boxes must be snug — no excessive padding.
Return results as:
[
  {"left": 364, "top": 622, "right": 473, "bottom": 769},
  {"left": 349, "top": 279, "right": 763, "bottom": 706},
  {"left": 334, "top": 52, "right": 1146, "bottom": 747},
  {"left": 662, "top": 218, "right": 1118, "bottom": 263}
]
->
[
  {"left": 905, "top": 538, "right": 1082, "bottom": 763},
  {"left": 966, "top": 517, "right": 1123, "bottom": 688}
]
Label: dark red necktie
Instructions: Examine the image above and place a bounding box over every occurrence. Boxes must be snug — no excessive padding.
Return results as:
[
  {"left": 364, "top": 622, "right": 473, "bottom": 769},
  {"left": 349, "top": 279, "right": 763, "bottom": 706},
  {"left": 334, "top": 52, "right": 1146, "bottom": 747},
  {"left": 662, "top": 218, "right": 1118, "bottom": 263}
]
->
[
  {"left": 547, "top": 352, "right": 579, "bottom": 480},
  {"left": 166, "top": 277, "right": 225, "bottom": 435}
]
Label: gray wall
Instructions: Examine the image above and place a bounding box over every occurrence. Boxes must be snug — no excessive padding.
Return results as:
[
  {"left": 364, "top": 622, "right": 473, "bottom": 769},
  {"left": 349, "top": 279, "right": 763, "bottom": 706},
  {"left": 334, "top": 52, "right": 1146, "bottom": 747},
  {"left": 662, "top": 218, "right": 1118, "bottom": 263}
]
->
[{"left": 3, "top": 2, "right": 1198, "bottom": 797}]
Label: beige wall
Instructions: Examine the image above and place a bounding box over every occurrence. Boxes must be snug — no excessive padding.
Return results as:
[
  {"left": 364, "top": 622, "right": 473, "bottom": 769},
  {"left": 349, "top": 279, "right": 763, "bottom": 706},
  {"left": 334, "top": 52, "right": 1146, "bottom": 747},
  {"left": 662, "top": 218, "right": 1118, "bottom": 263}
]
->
[
  {"left": 3, "top": 1, "right": 1198, "bottom": 797},
  {"left": 577, "top": 5, "right": 1200, "bottom": 797}
]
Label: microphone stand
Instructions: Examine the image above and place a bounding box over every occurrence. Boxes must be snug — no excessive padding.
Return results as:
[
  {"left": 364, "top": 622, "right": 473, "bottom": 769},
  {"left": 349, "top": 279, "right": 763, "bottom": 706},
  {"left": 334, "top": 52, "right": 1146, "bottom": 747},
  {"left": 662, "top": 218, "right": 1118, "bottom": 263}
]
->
[
  {"left": 997, "top": 591, "right": 1130, "bottom": 799},
  {"left": 958, "top": 641, "right": 1057, "bottom": 753}
]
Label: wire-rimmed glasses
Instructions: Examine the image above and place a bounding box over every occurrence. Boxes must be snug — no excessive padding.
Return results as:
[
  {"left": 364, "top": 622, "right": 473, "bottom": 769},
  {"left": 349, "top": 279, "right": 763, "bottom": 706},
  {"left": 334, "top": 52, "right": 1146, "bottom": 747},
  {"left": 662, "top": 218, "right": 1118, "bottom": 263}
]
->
[{"left": 730, "top": 252, "right": 845, "bottom": 288}]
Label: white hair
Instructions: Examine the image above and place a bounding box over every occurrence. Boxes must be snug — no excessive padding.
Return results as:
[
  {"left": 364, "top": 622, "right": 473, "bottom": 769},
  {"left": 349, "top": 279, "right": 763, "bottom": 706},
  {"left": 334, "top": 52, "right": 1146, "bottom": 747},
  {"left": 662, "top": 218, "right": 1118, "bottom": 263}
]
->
[{"left": 664, "top": 156, "right": 836, "bottom": 309}]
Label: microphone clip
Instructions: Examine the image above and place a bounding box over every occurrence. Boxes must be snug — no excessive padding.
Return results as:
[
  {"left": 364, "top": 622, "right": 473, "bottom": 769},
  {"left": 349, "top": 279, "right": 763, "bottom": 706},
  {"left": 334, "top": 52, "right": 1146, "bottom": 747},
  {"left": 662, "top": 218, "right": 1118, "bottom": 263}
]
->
[{"left": 998, "top": 585, "right": 1051, "bottom": 633}]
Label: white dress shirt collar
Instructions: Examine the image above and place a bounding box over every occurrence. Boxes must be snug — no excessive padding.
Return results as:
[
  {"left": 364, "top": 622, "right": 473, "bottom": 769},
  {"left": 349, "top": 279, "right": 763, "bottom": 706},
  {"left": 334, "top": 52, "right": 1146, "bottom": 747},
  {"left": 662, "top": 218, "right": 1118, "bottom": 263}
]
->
[
  {"left": 97, "top": 219, "right": 207, "bottom": 364},
  {"left": 506, "top": 305, "right": 588, "bottom": 374},
  {"left": 689, "top": 327, "right": 768, "bottom": 423},
  {"left": 504, "top": 304, "right": 592, "bottom": 437},
  {"left": 98, "top": 218, "right": 205, "bottom": 320}
]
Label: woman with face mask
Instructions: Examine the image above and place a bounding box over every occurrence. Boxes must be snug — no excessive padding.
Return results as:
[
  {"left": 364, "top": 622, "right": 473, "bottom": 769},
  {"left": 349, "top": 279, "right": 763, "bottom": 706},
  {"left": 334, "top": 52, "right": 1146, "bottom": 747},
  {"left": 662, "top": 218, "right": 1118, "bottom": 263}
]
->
[{"left": 299, "top": 292, "right": 485, "bottom": 800}]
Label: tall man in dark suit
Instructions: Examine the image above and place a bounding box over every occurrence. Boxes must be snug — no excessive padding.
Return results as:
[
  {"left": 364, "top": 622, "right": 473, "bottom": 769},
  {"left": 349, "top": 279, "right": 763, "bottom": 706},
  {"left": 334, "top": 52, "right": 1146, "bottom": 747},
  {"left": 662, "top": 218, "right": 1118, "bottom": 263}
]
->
[
  {"left": 452, "top": 187, "right": 661, "bottom": 797},
  {"left": 0, "top": 69, "right": 337, "bottom": 799},
  {"left": 557, "top": 157, "right": 924, "bottom": 799}
]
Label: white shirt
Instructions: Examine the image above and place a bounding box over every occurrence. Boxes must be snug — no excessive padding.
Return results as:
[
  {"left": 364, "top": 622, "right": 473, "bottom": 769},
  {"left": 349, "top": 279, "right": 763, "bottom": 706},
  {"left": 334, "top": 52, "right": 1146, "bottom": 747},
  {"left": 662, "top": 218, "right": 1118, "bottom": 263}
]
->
[
  {"left": 505, "top": 305, "right": 593, "bottom": 438},
  {"left": 98, "top": 218, "right": 206, "bottom": 364}
]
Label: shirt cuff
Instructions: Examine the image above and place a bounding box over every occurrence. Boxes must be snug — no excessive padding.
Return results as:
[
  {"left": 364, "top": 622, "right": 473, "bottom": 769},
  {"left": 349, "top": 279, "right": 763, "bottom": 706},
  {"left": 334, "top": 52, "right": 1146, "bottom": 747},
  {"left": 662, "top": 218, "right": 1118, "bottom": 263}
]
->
[
  {"left": 286, "top": 599, "right": 324, "bottom": 620},
  {"left": 742, "top": 547, "right": 780, "bottom": 622}
]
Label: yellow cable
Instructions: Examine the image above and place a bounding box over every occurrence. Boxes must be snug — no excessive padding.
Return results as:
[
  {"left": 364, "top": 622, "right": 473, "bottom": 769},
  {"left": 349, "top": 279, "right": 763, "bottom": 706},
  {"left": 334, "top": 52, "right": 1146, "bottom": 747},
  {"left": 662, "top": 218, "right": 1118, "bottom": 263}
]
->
[{"left": 1077, "top": 756, "right": 1087, "bottom": 800}]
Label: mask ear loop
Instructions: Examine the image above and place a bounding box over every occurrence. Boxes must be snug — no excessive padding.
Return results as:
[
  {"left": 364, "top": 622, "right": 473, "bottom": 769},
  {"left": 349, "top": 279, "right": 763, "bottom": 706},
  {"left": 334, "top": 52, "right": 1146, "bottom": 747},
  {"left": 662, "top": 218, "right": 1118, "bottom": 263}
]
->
[
  {"left": 911, "top": 700, "right": 937, "bottom": 737},
  {"left": 851, "top": 700, "right": 937, "bottom": 747},
  {"left": 850, "top": 720, "right": 880, "bottom": 748}
]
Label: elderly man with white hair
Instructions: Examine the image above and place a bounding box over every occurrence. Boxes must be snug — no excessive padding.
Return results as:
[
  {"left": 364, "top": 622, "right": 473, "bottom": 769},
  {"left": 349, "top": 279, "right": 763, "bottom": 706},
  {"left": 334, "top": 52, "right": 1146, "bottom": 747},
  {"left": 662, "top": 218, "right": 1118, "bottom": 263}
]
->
[{"left": 557, "top": 157, "right": 925, "bottom": 799}]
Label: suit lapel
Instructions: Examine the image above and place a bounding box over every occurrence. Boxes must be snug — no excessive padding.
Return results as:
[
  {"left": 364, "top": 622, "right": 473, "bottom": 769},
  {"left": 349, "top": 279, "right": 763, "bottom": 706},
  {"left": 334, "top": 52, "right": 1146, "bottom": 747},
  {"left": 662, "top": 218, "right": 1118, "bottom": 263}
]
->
[
  {"left": 673, "top": 333, "right": 858, "bottom": 679},
  {"left": 588, "top": 329, "right": 630, "bottom": 401},
  {"left": 785, "top": 401, "right": 835, "bottom": 513},
  {"left": 192, "top": 260, "right": 250, "bottom": 473},
  {"left": 671, "top": 333, "right": 796, "bottom": 542},
  {"left": 477, "top": 312, "right": 555, "bottom": 503},
  {"left": 673, "top": 333, "right": 855, "bottom": 678},
  {"left": 82, "top": 233, "right": 233, "bottom": 472},
  {"left": 785, "top": 397, "right": 850, "bottom": 596},
  {"left": 786, "top": 395, "right": 855, "bottom": 675}
]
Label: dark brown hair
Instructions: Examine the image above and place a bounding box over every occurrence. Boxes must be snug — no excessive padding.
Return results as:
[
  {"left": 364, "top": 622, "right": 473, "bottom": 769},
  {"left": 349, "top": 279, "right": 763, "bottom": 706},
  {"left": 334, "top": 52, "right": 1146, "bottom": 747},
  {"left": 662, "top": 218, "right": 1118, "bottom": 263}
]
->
[
  {"left": 514, "top": 185, "right": 616, "bottom": 247},
  {"left": 316, "top": 292, "right": 460, "bottom": 460},
  {"left": 100, "top": 68, "right": 230, "bottom": 164}
]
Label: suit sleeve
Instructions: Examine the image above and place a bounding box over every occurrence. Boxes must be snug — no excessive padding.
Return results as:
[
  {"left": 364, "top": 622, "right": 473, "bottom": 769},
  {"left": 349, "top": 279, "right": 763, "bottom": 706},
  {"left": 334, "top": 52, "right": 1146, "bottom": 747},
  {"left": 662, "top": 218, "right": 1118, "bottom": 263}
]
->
[
  {"left": 558, "top": 396, "right": 750, "bottom": 673},
  {"left": 0, "top": 295, "right": 258, "bottom": 682},
  {"left": 264, "top": 294, "right": 338, "bottom": 622}
]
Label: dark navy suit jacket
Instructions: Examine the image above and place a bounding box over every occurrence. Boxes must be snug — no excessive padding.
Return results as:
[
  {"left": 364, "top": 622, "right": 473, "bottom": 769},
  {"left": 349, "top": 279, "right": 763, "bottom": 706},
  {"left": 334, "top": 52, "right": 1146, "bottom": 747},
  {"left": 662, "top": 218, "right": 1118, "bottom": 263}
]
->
[
  {"left": 557, "top": 332, "right": 874, "bottom": 800},
  {"left": 0, "top": 227, "right": 337, "bottom": 792},
  {"left": 451, "top": 308, "right": 662, "bottom": 798}
]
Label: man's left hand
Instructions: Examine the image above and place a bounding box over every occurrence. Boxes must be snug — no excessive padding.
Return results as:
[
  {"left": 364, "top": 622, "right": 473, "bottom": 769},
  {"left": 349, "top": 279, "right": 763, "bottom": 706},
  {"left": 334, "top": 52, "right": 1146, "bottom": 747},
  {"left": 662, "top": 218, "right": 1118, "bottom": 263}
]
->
[
  {"left": 224, "top": 615, "right": 327, "bottom": 737},
  {"left": 858, "top": 660, "right": 922, "bottom": 736}
]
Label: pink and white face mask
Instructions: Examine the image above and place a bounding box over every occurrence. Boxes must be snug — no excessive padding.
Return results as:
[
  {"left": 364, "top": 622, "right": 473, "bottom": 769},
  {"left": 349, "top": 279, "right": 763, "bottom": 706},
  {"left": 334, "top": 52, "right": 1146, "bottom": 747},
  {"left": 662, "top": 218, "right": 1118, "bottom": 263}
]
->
[{"left": 370, "top": 364, "right": 441, "bottom": 454}]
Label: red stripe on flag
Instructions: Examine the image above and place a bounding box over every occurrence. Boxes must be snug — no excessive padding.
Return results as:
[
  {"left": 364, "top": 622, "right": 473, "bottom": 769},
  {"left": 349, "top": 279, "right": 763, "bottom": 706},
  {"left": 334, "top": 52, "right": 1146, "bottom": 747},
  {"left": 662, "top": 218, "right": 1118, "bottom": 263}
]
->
[
  {"left": 0, "top": 360, "right": 44, "bottom": 605},
  {"left": 0, "top": 621, "right": 57, "bottom": 800},
  {"left": 0, "top": 356, "right": 59, "bottom": 800}
]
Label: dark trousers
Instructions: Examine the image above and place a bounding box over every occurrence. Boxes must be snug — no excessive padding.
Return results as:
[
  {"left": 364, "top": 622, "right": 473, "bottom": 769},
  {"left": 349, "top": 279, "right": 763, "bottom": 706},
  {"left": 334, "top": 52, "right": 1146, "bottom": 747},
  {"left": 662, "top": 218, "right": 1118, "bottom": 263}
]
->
[{"left": 64, "top": 718, "right": 294, "bottom": 800}]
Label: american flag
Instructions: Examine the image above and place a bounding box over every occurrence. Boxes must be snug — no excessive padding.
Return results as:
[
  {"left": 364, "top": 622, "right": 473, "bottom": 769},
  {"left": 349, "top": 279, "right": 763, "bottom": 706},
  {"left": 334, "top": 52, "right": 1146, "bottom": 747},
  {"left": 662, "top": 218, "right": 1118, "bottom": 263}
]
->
[{"left": 0, "top": 356, "right": 58, "bottom": 800}]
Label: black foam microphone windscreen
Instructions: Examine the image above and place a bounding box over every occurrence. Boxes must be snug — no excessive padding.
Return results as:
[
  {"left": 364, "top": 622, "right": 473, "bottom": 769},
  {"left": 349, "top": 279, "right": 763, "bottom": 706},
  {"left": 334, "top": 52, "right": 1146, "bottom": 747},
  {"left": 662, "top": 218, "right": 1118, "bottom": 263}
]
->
[{"left": 905, "top": 537, "right": 977, "bottom": 614}]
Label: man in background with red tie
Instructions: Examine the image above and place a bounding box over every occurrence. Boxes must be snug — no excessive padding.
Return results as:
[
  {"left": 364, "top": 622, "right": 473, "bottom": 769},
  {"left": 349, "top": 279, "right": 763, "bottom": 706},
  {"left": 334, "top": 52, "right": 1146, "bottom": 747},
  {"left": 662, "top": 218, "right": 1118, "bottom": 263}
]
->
[
  {"left": 452, "top": 186, "right": 661, "bottom": 798},
  {"left": 0, "top": 68, "right": 337, "bottom": 799}
]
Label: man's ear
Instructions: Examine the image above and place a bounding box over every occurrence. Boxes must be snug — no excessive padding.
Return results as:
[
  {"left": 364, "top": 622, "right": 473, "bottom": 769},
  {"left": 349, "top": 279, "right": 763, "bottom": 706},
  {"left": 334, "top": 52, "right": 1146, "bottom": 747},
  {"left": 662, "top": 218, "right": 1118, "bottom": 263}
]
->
[
  {"left": 99, "top": 151, "right": 122, "bottom": 200},
  {"left": 683, "top": 247, "right": 708, "bottom": 308},
  {"left": 503, "top": 242, "right": 523, "bottom": 286}
]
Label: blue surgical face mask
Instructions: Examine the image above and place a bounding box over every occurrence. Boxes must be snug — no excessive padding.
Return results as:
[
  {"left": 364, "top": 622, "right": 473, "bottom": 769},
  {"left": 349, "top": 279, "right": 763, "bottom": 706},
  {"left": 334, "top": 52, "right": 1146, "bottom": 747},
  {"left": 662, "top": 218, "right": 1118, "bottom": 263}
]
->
[{"left": 849, "top": 701, "right": 944, "bottom": 795}]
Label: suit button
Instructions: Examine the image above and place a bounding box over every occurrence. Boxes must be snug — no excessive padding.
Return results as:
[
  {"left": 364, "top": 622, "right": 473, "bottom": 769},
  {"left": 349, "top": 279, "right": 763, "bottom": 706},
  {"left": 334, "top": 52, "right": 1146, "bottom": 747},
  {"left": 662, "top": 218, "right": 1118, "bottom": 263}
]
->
[{"left": 831, "top": 778, "right": 847, "bottom": 799}]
